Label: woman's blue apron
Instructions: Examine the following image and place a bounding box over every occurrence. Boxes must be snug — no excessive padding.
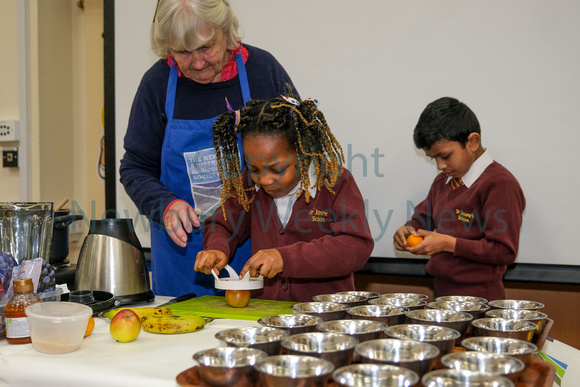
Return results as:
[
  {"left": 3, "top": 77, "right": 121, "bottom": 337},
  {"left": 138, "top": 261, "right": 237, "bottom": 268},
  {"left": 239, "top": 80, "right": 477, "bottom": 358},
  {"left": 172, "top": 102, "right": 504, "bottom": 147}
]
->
[{"left": 151, "top": 53, "right": 251, "bottom": 297}]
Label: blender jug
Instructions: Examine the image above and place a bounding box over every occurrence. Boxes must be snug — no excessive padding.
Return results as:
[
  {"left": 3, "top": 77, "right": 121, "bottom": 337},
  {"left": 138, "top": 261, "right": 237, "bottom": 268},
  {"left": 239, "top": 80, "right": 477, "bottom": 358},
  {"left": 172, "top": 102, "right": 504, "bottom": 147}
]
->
[{"left": 0, "top": 202, "right": 54, "bottom": 265}]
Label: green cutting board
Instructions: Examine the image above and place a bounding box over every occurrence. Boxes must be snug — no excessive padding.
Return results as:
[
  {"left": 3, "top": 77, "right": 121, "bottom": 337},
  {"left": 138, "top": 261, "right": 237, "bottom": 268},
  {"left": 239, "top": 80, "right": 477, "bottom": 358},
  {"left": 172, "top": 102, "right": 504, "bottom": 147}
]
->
[{"left": 168, "top": 295, "right": 296, "bottom": 321}]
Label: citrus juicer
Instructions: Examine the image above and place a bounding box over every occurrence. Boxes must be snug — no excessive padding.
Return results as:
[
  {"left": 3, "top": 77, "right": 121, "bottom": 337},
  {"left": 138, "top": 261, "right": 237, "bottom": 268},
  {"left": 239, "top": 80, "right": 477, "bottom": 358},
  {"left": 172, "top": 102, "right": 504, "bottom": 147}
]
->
[{"left": 212, "top": 265, "right": 264, "bottom": 290}]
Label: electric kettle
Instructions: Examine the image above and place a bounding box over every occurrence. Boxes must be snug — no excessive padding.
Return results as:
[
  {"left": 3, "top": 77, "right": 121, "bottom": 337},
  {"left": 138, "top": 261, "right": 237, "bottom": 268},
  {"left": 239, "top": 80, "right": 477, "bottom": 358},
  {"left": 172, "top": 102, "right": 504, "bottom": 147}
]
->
[{"left": 75, "top": 218, "right": 154, "bottom": 305}]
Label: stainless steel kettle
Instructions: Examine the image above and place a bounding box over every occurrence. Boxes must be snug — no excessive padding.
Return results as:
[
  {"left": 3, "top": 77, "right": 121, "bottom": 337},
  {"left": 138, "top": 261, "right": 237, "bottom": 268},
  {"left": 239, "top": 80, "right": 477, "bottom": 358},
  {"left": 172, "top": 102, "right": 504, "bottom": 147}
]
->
[{"left": 75, "top": 218, "right": 154, "bottom": 305}]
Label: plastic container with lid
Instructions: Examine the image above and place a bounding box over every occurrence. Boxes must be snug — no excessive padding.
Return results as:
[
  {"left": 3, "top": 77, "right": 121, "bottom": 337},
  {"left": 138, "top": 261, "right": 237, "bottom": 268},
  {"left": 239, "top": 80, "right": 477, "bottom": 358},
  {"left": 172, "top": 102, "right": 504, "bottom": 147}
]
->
[
  {"left": 4, "top": 278, "right": 43, "bottom": 344},
  {"left": 26, "top": 301, "right": 92, "bottom": 354}
]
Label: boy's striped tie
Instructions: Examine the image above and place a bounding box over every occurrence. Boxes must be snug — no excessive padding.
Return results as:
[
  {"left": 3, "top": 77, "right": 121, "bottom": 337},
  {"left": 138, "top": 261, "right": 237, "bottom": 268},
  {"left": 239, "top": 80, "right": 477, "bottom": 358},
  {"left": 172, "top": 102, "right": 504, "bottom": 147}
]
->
[{"left": 450, "top": 177, "right": 463, "bottom": 190}]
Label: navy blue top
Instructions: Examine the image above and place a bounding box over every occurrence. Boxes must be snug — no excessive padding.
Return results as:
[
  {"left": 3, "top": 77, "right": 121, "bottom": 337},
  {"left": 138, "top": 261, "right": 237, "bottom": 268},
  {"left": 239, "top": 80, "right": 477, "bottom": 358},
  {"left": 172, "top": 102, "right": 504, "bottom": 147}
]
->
[{"left": 120, "top": 45, "right": 297, "bottom": 223}]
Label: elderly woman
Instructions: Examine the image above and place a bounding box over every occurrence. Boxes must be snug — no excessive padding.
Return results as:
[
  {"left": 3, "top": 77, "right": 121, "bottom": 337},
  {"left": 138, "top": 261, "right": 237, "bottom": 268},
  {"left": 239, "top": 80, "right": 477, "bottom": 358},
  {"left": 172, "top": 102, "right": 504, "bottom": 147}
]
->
[{"left": 120, "top": 0, "right": 298, "bottom": 297}]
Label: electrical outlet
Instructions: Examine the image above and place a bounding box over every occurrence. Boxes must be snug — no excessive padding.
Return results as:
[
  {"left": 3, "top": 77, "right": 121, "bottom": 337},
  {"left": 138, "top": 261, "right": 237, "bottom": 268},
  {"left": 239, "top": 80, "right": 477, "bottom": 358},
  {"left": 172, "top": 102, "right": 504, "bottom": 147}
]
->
[
  {"left": 3, "top": 148, "right": 18, "bottom": 168},
  {"left": 0, "top": 120, "right": 19, "bottom": 142}
]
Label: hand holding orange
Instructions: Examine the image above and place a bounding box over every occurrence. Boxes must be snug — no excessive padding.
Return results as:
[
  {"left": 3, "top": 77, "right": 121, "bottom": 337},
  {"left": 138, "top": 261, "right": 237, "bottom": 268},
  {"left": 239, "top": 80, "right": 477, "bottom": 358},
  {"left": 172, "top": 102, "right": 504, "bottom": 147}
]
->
[{"left": 406, "top": 234, "right": 424, "bottom": 248}]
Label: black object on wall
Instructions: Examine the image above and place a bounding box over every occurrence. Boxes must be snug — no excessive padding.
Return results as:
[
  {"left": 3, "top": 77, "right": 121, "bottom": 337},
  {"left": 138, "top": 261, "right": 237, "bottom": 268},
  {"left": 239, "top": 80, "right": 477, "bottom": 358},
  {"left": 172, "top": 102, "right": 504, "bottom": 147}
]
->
[{"left": 103, "top": 0, "right": 116, "bottom": 218}]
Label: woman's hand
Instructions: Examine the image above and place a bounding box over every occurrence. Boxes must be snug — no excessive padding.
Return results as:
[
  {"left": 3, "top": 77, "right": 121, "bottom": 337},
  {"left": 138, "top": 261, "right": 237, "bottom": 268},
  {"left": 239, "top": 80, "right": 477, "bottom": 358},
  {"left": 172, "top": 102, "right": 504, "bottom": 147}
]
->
[
  {"left": 393, "top": 225, "right": 414, "bottom": 251},
  {"left": 194, "top": 249, "right": 228, "bottom": 275},
  {"left": 163, "top": 200, "right": 200, "bottom": 247},
  {"left": 239, "top": 249, "right": 284, "bottom": 279}
]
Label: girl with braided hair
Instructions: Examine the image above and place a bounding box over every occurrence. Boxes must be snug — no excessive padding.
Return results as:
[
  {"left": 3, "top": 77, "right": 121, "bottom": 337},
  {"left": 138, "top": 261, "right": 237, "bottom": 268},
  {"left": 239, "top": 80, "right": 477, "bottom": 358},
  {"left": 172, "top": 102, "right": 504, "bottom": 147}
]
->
[{"left": 194, "top": 94, "right": 374, "bottom": 302}]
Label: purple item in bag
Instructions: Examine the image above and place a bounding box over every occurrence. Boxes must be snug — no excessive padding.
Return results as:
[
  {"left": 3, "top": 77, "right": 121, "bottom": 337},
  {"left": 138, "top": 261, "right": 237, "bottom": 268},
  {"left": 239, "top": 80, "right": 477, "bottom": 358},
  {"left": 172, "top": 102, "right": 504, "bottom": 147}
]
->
[{"left": 0, "top": 252, "right": 17, "bottom": 292}]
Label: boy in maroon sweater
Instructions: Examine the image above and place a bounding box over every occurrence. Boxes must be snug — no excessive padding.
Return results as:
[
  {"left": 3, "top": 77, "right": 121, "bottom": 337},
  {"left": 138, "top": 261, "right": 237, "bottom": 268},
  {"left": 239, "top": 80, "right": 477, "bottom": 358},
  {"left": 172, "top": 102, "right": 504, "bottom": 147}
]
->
[
  {"left": 195, "top": 94, "right": 374, "bottom": 302},
  {"left": 393, "top": 97, "right": 525, "bottom": 301}
]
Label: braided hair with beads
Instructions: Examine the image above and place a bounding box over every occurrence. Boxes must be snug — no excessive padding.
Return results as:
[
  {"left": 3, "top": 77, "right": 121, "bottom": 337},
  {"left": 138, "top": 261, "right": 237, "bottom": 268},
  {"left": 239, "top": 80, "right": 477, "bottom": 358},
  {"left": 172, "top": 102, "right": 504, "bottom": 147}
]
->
[{"left": 212, "top": 93, "right": 345, "bottom": 217}]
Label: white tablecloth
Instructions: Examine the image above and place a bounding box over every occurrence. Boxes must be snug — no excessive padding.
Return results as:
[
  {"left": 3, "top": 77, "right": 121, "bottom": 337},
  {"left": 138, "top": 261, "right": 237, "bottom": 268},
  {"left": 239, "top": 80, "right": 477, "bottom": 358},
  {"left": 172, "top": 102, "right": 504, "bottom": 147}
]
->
[
  {"left": 2, "top": 296, "right": 571, "bottom": 387},
  {"left": 0, "top": 296, "right": 260, "bottom": 387}
]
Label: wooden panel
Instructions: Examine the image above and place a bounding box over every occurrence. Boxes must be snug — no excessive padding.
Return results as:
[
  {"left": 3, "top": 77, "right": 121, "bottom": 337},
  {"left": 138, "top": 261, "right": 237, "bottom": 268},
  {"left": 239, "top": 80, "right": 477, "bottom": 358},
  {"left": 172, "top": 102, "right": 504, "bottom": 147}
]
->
[
  {"left": 504, "top": 282, "right": 580, "bottom": 351},
  {"left": 354, "top": 274, "right": 580, "bottom": 350}
]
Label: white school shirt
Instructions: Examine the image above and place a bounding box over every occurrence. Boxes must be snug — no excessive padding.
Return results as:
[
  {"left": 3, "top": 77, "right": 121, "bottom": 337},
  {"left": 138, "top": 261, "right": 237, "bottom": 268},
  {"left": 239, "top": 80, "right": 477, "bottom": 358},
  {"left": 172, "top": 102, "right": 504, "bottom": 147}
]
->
[{"left": 446, "top": 149, "right": 493, "bottom": 188}]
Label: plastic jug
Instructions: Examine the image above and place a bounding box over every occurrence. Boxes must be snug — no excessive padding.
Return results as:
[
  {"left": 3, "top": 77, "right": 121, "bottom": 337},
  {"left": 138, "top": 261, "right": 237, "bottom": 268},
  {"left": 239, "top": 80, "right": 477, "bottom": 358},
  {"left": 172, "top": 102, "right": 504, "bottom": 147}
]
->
[{"left": 0, "top": 202, "right": 54, "bottom": 265}]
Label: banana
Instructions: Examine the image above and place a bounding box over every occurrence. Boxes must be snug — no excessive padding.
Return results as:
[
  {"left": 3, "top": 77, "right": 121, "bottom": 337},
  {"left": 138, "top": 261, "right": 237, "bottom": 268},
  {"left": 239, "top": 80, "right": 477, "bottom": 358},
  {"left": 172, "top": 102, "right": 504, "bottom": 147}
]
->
[
  {"left": 140, "top": 315, "right": 207, "bottom": 334},
  {"left": 101, "top": 306, "right": 173, "bottom": 320}
]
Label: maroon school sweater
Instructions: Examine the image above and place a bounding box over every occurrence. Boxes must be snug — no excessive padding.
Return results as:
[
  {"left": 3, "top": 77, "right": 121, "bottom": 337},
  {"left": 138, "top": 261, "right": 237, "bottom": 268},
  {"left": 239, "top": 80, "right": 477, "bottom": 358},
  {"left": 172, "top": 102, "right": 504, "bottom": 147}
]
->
[
  {"left": 203, "top": 168, "right": 374, "bottom": 302},
  {"left": 409, "top": 162, "right": 525, "bottom": 300}
]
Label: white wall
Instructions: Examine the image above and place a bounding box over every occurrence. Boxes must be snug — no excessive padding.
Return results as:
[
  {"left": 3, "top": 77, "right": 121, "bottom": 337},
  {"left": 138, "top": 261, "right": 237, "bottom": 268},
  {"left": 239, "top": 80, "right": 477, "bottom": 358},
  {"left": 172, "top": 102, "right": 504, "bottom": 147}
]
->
[
  {"left": 1, "top": 0, "right": 105, "bottom": 263},
  {"left": 0, "top": 0, "right": 21, "bottom": 200},
  {"left": 114, "top": 0, "right": 158, "bottom": 248},
  {"left": 114, "top": 0, "right": 580, "bottom": 266}
]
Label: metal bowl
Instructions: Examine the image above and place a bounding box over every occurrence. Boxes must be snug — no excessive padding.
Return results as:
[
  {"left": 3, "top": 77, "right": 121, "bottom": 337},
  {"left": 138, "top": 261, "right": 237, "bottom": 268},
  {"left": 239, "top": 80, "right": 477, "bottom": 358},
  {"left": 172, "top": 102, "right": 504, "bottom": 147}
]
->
[
  {"left": 485, "top": 309, "right": 548, "bottom": 338},
  {"left": 336, "top": 291, "right": 381, "bottom": 302},
  {"left": 258, "top": 314, "right": 322, "bottom": 335},
  {"left": 215, "top": 326, "right": 289, "bottom": 356},
  {"left": 405, "top": 309, "right": 473, "bottom": 338},
  {"left": 281, "top": 332, "right": 359, "bottom": 369},
  {"left": 291, "top": 302, "right": 349, "bottom": 322},
  {"left": 385, "top": 324, "right": 461, "bottom": 369},
  {"left": 313, "top": 294, "right": 368, "bottom": 307},
  {"left": 380, "top": 292, "right": 428, "bottom": 301},
  {"left": 346, "top": 305, "right": 409, "bottom": 326},
  {"left": 355, "top": 339, "right": 440, "bottom": 377},
  {"left": 461, "top": 336, "right": 538, "bottom": 367},
  {"left": 421, "top": 369, "right": 515, "bottom": 387},
  {"left": 192, "top": 347, "right": 268, "bottom": 387},
  {"left": 369, "top": 297, "right": 427, "bottom": 311},
  {"left": 428, "top": 301, "right": 490, "bottom": 320},
  {"left": 441, "top": 351, "right": 526, "bottom": 383},
  {"left": 332, "top": 363, "right": 420, "bottom": 387},
  {"left": 255, "top": 354, "right": 334, "bottom": 387},
  {"left": 435, "top": 295, "right": 488, "bottom": 304},
  {"left": 317, "top": 319, "right": 387, "bottom": 343},
  {"left": 488, "top": 299, "right": 545, "bottom": 311},
  {"left": 471, "top": 318, "right": 538, "bottom": 342}
]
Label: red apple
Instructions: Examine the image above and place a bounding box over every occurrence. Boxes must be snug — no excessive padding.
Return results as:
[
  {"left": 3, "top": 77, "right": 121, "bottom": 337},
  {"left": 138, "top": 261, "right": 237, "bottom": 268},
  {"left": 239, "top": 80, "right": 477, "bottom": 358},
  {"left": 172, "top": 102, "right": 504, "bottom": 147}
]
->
[
  {"left": 225, "top": 290, "right": 251, "bottom": 308},
  {"left": 110, "top": 309, "right": 141, "bottom": 342}
]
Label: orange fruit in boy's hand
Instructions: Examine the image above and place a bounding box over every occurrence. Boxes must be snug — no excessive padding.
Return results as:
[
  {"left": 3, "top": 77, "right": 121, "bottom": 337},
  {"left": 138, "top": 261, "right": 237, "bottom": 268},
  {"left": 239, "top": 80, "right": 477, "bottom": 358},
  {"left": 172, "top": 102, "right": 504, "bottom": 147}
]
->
[
  {"left": 406, "top": 234, "right": 424, "bottom": 248},
  {"left": 84, "top": 316, "right": 95, "bottom": 337}
]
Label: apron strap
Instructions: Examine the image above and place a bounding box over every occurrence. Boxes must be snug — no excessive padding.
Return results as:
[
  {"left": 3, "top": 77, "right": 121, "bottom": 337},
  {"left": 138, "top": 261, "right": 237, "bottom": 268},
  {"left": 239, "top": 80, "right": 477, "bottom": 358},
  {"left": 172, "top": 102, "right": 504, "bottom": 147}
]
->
[
  {"left": 235, "top": 52, "right": 251, "bottom": 103},
  {"left": 165, "top": 62, "right": 179, "bottom": 120}
]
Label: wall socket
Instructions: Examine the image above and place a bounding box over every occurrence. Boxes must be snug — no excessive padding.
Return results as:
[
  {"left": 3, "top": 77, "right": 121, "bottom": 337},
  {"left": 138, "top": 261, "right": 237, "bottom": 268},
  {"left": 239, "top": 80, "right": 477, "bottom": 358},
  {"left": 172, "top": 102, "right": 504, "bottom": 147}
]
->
[
  {"left": 3, "top": 148, "right": 18, "bottom": 168},
  {"left": 0, "top": 120, "right": 20, "bottom": 142}
]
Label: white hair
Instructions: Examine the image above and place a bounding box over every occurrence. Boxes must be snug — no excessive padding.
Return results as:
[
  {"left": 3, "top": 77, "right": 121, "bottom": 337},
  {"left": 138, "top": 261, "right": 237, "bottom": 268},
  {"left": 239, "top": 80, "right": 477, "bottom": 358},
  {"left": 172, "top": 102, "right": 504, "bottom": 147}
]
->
[{"left": 151, "top": 0, "right": 240, "bottom": 59}]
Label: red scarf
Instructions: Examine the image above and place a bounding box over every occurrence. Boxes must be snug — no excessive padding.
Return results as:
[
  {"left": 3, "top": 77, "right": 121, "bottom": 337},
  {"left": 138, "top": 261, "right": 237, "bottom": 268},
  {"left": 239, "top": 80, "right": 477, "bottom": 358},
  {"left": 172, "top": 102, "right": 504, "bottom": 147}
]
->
[{"left": 166, "top": 44, "right": 248, "bottom": 82}]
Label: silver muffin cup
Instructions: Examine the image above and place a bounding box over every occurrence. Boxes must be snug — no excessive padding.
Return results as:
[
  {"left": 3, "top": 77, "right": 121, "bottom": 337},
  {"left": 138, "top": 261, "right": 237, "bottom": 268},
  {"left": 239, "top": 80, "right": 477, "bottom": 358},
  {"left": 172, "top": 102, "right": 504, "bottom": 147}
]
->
[
  {"left": 255, "top": 354, "right": 334, "bottom": 387},
  {"left": 281, "top": 332, "right": 359, "bottom": 369},
  {"left": 193, "top": 347, "right": 268, "bottom": 387},
  {"left": 461, "top": 336, "right": 538, "bottom": 367},
  {"left": 258, "top": 314, "right": 322, "bottom": 335},
  {"left": 355, "top": 338, "right": 440, "bottom": 377},
  {"left": 422, "top": 369, "right": 515, "bottom": 387},
  {"left": 333, "top": 363, "right": 420, "bottom": 387},
  {"left": 215, "top": 326, "right": 289, "bottom": 356}
]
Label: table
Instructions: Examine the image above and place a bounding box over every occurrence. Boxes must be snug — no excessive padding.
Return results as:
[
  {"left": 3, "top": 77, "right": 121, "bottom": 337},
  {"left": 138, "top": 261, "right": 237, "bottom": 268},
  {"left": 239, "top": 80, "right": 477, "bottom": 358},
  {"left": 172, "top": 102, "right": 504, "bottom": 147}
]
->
[
  {"left": 1, "top": 296, "right": 575, "bottom": 387},
  {"left": 0, "top": 296, "right": 260, "bottom": 387}
]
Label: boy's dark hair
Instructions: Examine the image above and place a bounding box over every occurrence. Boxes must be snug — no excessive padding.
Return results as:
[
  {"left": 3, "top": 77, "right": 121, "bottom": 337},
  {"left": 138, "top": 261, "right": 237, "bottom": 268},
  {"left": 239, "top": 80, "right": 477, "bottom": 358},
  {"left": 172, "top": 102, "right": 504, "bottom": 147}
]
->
[
  {"left": 413, "top": 97, "right": 481, "bottom": 150},
  {"left": 212, "top": 92, "right": 344, "bottom": 215}
]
